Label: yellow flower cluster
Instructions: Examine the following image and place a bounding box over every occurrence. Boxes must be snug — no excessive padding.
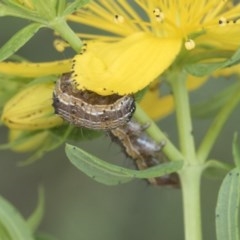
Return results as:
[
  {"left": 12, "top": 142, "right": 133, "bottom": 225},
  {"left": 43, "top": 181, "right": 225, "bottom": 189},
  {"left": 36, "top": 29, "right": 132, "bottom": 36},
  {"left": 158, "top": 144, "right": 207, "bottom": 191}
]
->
[{"left": 1, "top": 0, "right": 240, "bottom": 152}]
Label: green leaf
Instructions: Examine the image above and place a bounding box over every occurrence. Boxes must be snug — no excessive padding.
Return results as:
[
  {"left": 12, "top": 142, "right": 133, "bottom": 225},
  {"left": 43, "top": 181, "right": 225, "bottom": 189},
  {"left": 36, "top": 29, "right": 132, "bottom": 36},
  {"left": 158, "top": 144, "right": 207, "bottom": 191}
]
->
[
  {"left": 0, "top": 23, "right": 43, "bottom": 61},
  {"left": 223, "top": 47, "right": 240, "bottom": 68},
  {"left": 0, "top": 2, "right": 44, "bottom": 22},
  {"left": 216, "top": 168, "right": 240, "bottom": 240},
  {"left": 56, "top": 0, "right": 66, "bottom": 16},
  {"left": 233, "top": 133, "right": 240, "bottom": 169},
  {"left": 63, "top": 0, "right": 91, "bottom": 16},
  {"left": 65, "top": 144, "right": 183, "bottom": 186},
  {"left": 185, "top": 62, "right": 223, "bottom": 77},
  {"left": 203, "top": 159, "right": 232, "bottom": 179},
  {"left": 191, "top": 83, "right": 239, "bottom": 119},
  {"left": 186, "top": 47, "right": 240, "bottom": 77},
  {"left": 31, "top": 0, "right": 56, "bottom": 19},
  {"left": 27, "top": 187, "right": 45, "bottom": 233},
  {"left": 0, "top": 196, "right": 34, "bottom": 240}
]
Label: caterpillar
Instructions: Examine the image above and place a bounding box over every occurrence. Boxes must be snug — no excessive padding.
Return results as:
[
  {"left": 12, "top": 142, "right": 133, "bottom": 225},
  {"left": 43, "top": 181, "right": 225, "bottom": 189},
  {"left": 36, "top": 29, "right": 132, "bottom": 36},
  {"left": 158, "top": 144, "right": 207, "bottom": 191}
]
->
[
  {"left": 53, "top": 72, "right": 179, "bottom": 187},
  {"left": 53, "top": 72, "right": 135, "bottom": 130},
  {"left": 109, "top": 121, "right": 179, "bottom": 187}
]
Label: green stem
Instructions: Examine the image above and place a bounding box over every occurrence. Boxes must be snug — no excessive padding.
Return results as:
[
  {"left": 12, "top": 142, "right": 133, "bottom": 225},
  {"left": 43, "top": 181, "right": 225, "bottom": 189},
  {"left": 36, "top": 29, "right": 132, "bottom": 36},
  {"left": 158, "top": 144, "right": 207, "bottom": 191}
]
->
[
  {"left": 50, "top": 18, "right": 83, "bottom": 52},
  {"left": 168, "top": 70, "right": 202, "bottom": 240},
  {"left": 168, "top": 70, "right": 197, "bottom": 163},
  {"left": 180, "top": 167, "right": 202, "bottom": 240},
  {"left": 197, "top": 85, "right": 240, "bottom": 163},
  {"left": 134, "top": 104, "right": 184, "bottom": 162}
]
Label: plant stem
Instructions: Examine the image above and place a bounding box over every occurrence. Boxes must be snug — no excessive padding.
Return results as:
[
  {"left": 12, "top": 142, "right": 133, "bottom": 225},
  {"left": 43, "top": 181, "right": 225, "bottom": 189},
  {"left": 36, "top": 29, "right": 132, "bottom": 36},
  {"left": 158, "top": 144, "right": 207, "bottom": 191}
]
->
[
  {"left": 197, "top": 84, "right": 240, "bottom": 163},
  {"left": 168, "top": 70, "right": 197, "bottom": 163},
  {"left": 134, "top": 104, "right": 184, "bottom": 162},
  {"left": 168, "top": 70, "right": 202, "bottom": 240},
  {"left": 50, "top": 18, "right": 83, "bottom": 52},
  {"left": 180, "top": 167, "right": 202, "bottom": 240}
]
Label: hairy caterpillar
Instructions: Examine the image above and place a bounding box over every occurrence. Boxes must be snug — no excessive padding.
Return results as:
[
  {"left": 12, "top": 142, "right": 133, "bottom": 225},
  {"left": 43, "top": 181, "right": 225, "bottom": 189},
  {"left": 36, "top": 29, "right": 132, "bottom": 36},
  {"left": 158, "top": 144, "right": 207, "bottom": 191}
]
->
[{"left": 53, "top": 73, "right": 179, "bottom": 186}]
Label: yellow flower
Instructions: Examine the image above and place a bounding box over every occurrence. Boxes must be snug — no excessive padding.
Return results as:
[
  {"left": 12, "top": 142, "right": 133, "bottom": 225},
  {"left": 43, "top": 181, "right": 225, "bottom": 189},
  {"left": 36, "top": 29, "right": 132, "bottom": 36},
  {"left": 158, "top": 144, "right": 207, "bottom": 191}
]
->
[
  {"left": 72, "top": 32, "right": 181, "bottom": 95},
  {"left": 0, "top": 60, "right": 71, "bottom": 78},
  {"left": 140, "top": 75, "right": 208, "bottom": 120},
  {"left": 67, "top": 0, "right": 240, "bottom": 96},
  {"left": 1, "top": 81, "right": 63, "bottom": 130},
  {"left": 67, "top": 0, "right": 240, "bottom": 117},
  {"left": 140, "top": 86, "right": 174, "bottom": 120},
  {"left": 69, "top": 0, "right": 240, "bottom": 52}
]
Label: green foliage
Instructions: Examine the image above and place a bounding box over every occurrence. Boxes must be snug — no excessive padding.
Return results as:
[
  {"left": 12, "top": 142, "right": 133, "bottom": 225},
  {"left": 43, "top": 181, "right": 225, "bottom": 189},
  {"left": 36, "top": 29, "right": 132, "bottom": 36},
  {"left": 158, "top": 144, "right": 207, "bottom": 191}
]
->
[
  {"left": 65, "top": 143, "right": 183, "bottom": 186},
  {"left": 185, "top": 47, "right": 240, "bottom": 77},
  {"left": 0, "top": 23, "right": 43, "bottom": 61},
  {"left": 1, "top": 1, "right": 240, "bottom": 240},
  {"left": 0, "top": 0, "right": 91, "bottom": 56},
  {"left": 216, "top": 168, "right": 240, "bottom": 240},
  {"left": 233, "top": 133, "right": 240, "bottom": 169},
  {"left": 203, "top": 159, "right": 232, "bottom": 179},
  {"left": 26, "top": 187, "right": 45, "bottom": 233},
  {"left": 0, "top": 188, "right": 44, "bottom": 240},
  {"left": 63, "top": 0, "right": 91, "bottom": 16}
]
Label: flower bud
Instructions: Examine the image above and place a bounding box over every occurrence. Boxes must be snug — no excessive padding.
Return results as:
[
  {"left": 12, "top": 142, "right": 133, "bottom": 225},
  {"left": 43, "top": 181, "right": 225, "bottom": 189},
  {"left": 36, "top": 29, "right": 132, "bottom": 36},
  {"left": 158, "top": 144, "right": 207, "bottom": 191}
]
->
[{"left": 1, "top": 82, "right": 63, "bottom": 130}]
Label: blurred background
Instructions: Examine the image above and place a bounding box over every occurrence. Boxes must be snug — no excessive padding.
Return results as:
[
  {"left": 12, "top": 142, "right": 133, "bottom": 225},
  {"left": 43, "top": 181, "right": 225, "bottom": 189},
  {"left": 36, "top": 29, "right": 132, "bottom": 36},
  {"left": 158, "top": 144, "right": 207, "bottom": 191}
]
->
[{"left": 0, "top": 15, "right": 239, "bottom": 240}]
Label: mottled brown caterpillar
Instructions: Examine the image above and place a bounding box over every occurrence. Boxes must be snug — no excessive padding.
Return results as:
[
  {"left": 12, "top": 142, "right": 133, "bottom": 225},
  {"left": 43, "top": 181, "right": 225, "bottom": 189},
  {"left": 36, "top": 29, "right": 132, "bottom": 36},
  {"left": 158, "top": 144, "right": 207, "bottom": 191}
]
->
[
  {"left": 53, "top": 73, "right": 135, "bottom": 130},
  {"left": 53, "top": 73, "right": 179, "bottom": 187},
  {"left": 109, "top": 121, "right": 179, "bottom": 187}
]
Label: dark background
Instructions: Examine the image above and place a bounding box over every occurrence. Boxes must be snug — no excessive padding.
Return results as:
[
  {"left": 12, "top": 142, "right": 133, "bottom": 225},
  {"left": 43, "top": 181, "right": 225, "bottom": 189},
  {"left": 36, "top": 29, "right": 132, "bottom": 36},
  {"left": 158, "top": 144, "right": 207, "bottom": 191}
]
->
[{"left": 0, "top": 16, "right": 239, "bottom": 240}]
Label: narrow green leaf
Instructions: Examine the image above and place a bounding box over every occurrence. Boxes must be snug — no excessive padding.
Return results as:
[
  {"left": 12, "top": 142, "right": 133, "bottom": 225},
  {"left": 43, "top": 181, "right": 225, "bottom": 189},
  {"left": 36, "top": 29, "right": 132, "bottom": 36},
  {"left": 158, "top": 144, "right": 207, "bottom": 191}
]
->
[
  {"left": 233, "top": 133, "right": 240, "bottom": 169},
  {"left": 186, "top": 47, "right": 240, "bottom": 77},
  {"left": 216, "top": 168, "right": 240, "bottom": 240},
  {"left": 203, "top": 159, "right": 232, "bottom": 179},
  {"left": 0, "top": 196, "right": 34, "bottom": 240},
  {"left": 0, "top": 3, "right": 43, "bottom": 22},
  {"left": 0, "top": 23, "right": 43, "bottom": 61},
  {"left": 56, "top": 0, "right": 66, "bottom": 16},
  {"left": 185, "top": 62, "right": 223, "bottom": 77},
  {"left": 65, "top": 144, "right": 183, "bottom": 186},
  {"left": 27, "top": 187, "right": 45, "bottom": 233},
  {"left": 223, "top": 47, "right": 240, "bottom": 68},
  {"left": 31, "top": 0, "right": 55, "bottom": 19},
  {"left": 63, "top": 0, "right": 91, "bottom": 16},
  {"left": 66, "top": 144, "right": 134, "bottom": 185},
  {"left": 191, "top": 83, "right": 239, "bottom": 118}
]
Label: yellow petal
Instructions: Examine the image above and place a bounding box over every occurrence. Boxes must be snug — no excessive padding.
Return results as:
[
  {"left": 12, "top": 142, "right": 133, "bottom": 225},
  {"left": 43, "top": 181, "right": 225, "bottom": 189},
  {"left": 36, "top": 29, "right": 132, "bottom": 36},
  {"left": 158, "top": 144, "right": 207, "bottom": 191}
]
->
[
  {"left": 1, "top": 82, "right": 63, "bottom": 130},
  {"left": 140, "top": 88, "right": 174, "bottom": 121},
  {"left": 0, "top": 59, "right": 71, "bottom": 77},
  {"left": 186, "top": 75, "right": 208, "bottom": 91},
  {"left": 72, "top": 32, "right": 182, "bottom": 95},
  {"left": 140, "top": 73, "right": 207, "bottom": 121}
]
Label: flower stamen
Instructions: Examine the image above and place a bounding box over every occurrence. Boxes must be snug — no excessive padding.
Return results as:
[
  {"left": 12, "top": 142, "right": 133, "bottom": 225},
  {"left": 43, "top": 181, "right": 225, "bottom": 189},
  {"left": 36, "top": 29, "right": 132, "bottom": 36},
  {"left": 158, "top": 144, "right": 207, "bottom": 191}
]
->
[
  {"left": 218, "top": 16, "right": 240, "bottom": 26},
  {"left": 153, "top": 8, "right": 165, "bottom": 23},
  {"left": 184, "top": 39, "right": 196, "bottom": 50},
  {"left": 114, "top": 14, "right": 125, "bottom": 24},
  {"left": 53, "top": 39, "right": 69, "bottom": 52}
]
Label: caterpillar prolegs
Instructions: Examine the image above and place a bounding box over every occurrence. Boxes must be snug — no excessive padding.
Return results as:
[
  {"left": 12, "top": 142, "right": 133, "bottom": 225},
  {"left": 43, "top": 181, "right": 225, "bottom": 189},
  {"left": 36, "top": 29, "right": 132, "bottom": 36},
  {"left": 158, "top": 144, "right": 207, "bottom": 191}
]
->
[{"left": 53, "top": 72, "right": 179, "bottom": 187}]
